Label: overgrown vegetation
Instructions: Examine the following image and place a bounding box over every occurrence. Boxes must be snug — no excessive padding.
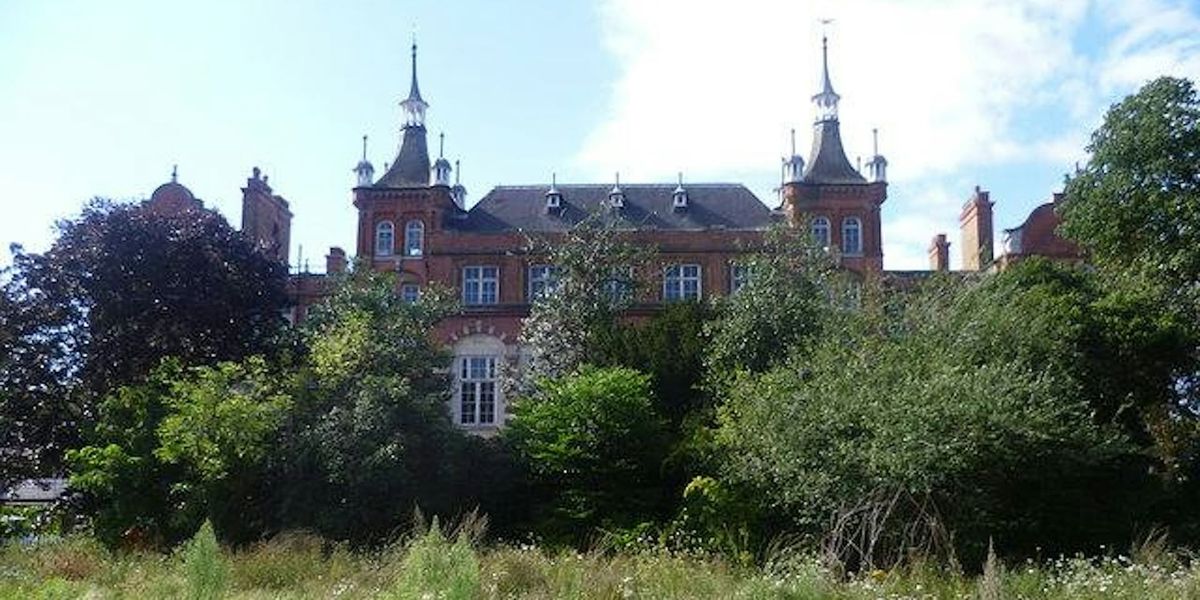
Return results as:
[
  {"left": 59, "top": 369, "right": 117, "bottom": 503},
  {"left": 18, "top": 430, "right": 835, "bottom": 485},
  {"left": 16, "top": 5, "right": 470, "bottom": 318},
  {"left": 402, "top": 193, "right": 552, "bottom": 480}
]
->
[
  {"left": 2, "top": 76, "right": 1199, "bottom": 595},
  {"left": 3, "top": 524, "right": 1200, "bottom": 599}
]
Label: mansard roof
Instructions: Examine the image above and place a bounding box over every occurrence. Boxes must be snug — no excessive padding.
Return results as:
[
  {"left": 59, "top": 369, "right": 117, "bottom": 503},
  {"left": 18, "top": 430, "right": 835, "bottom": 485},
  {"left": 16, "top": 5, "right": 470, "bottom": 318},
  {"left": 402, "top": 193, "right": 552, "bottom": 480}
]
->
[{"left": 456, "top": 183, "right": 775, "bottom": 233}]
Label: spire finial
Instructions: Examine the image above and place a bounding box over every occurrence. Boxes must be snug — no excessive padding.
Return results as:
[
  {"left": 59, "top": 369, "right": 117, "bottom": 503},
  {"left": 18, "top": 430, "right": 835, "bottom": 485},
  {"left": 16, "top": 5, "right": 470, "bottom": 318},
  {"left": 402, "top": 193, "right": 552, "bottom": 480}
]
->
[
  {"left": 678, "top": 171, "right": 683, "bottom": 186},
  {"left": 615, "top": 171, "right": 620, "bottom": 186},
  {"left": 362, "top": 135, "right": 368, "bottom": 161},
  {"left": 406, "top": 36, "right": 423, "bottom": 102},
  {"left": 438, "top": 132, "right": 445, "bottom": 158},
  {"left": 552, "top": 172, "right": 557, "bottom": 186},
  {"left": 873, "top": 128, "right": 879, "bottom": 156},
  {"left": 812, "top": 20, "right": 841, "bottom": 122},
  {"left": 790, "top": 128, "right": 797, "bottom": 156},
  {"left": 455, "top": 159, "right": 461, "bottom": 185},
  {"left": 171, "top": 164, "right": 178, "bottom": 183}
]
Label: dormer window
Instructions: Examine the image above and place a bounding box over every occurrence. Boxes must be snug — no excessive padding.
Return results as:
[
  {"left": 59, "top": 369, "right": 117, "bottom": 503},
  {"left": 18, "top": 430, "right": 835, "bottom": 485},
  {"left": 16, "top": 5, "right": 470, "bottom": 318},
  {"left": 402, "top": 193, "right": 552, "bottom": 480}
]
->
[
  {"left": 609, "top": 188, "right": 625, "bottom": 208},
  {"left": 672, "top": 173, "right": 688, "bottom": 210},
  {"left": 545, "top": 174, "right": 562, "bottom": 212},
  {"left": 609, "top": 172, "right": 625, "bottom": 209}
]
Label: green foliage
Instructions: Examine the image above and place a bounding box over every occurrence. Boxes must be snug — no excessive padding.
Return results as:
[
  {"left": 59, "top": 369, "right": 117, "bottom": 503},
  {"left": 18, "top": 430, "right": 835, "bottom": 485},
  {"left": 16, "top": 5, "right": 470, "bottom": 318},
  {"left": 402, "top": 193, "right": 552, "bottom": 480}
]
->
[
  {"left": 68, "top": 357, "right": 288, "bottom": 546},
  {"left": 155, "top": 357, "right": 291, "bottom": 482},
  {"left": 505, "top": 367, "right": 668, "bottom": 543},
  {"left": 1060, "top": 76, "right": 1200, "bottom": 317},
  {"left": 705, "top": 225, "right": 849, "bottom": 376},
  {"left": 2, "top": 198, "right": 288, "bottom": 487},
  {"left": 592, "top": 301, "right": 714, "bottom": 425},
  {"left": 715, "top": 261, "right": 1183, "bottom": 564},
  {"left": 272, "top": 268, "right": 505, "bottom": 543},
  {"left": 515, "top": 213, "right": 654, "bottom": 393},
  {"left": 182, "top": 520, "right": 229, "bottom": 600}
]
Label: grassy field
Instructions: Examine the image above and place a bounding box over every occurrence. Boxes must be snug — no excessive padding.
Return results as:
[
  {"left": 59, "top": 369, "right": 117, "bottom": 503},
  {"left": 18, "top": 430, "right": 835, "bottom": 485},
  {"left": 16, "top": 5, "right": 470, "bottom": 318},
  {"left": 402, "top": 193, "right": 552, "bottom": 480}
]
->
[{"left": 3, "top": 524, "right": 1200, "bottom": 599}]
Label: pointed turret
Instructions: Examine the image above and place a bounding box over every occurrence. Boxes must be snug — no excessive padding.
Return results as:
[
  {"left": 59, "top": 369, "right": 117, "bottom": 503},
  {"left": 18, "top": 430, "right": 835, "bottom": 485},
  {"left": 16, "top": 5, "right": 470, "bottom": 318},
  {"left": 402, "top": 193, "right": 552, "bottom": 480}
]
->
[
  {"left": 376, "top": 42, "right": 432, "bottom": 187},
  {"left": 432, "top": 132, "right": 452, "bottom": 186},
  {"left": 866, "top": 128, "right": 888, "bottom": 183},
  {"left": 783, "top": 128, "right": 805, "bottom": 183},
  {"left": 802, "top": 34, "right": 865, "bottom": 184},
  {"left": 354, "top": 135, "right": 375, "bottom": 187},
  {"left": 451, "top": 159, "right": 467, "bottom": 209}
]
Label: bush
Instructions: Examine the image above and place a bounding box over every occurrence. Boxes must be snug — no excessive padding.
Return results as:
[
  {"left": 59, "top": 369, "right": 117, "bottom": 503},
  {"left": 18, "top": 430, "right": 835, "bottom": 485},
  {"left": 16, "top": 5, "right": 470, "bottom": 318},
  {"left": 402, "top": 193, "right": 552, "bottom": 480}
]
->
[
  {"left": 505, "top": 367, "right": 668, "bottom": 543},
  {"left": 715, "top": 263, "right": 1168, "bottom": 566}
]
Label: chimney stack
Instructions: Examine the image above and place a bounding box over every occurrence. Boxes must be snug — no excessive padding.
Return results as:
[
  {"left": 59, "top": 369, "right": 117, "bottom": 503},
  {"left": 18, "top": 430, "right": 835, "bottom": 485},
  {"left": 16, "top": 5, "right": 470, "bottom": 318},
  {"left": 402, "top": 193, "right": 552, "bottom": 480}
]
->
[
  {"left": 928, "top": 233, "right": 950, "bottom": 272},
  {"left": 959, "top": 186, "right": 993, "bottom": 271},
  {"left": 325, "top": 246, "right": 347, "bottom": 274}
]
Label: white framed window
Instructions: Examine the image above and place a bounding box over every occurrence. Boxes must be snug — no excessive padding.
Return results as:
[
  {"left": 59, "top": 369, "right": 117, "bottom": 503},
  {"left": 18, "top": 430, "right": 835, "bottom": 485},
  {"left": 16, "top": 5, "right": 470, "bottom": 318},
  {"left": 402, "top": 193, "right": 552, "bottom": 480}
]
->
[
  {"left": 404, "top": 220, "right": 424, "bottom": 257},
  {"left": 663, "top": 264, "right": 702, "bottom": 301},
  {"left": 527, "top": 264, "right": 559, "bottom": 301},
  {"left": 375, "top": 221, "right": 395, "bottom": 256},
  {"left": 730, "top": 263, "right": 751, "bottom": 293},
  {"left": 462, "top": 266, "right": 499, "bottom": 305},
  {"left": 811, "top": 216, "right": 831, "bottom": 249},
  {"left": 400, "top": 283, "right": 420, "bottom": 303},
  {"left": 458, "top": 356, "right": 497, "bottom": 426},
  {"left": 842, "top": 217, "right": 862, "bottom": 255}
]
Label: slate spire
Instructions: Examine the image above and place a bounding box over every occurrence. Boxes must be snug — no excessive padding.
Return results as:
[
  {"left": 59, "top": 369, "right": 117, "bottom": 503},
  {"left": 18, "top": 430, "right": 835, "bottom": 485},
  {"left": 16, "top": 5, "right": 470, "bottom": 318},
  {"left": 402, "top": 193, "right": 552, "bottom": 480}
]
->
[
  {"left": 377, "top": 41, "right": 432, "bottom": 187},
  {"left": 802, "top": 33, "right": 864, "bottom": 184}
]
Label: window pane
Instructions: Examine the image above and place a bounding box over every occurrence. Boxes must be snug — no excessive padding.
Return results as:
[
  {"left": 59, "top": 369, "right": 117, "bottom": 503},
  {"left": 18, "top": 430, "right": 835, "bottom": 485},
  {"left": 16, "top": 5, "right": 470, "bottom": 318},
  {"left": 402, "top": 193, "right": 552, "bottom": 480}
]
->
[
  {"left": 479, "top": 382, "right": 495, "bottom": 424},
  {"left": 460, "top": 382, "right": 475, "bottom": 424}
]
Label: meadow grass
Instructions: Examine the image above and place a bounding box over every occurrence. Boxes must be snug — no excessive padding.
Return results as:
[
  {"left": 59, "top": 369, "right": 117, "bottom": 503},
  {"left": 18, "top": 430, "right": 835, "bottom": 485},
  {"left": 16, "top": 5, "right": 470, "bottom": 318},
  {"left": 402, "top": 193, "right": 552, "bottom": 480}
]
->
[{"left": 3, "top": 527, "right": 1200, "bottom": 599}]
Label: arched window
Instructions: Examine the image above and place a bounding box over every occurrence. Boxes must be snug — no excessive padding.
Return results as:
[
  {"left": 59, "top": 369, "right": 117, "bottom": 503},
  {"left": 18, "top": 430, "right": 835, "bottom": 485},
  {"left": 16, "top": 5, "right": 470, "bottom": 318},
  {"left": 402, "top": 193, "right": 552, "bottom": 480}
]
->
[
  {"left": 375, "top": 221, "right": 395, "bottom": 256},
  {"left": 842, "top": 217, "right": 862, "bottom": 255},
  {"left": 405, "top": 220, "right": 424, "bottom": 257},
  {"left": 811, "top": 216, "right": 831, "bottom": 249},
  {"left": 452, "top": 334, "right": 507, "bottom": 428}
]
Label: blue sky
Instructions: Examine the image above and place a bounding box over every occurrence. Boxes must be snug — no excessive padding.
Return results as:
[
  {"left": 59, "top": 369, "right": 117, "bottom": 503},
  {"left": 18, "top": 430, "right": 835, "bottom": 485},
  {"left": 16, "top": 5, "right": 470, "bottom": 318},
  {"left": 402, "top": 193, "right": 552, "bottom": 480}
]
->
[{"left": 2, "top": 0, "right": 1198, "bottom": 270}]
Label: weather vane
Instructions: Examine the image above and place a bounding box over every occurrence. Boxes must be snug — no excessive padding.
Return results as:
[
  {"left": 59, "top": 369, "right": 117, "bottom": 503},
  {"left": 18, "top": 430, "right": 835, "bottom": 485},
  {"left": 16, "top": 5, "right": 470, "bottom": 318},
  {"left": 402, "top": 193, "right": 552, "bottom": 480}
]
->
[{"left": 819, "top": 17, "right": 835, "bottom": 41}]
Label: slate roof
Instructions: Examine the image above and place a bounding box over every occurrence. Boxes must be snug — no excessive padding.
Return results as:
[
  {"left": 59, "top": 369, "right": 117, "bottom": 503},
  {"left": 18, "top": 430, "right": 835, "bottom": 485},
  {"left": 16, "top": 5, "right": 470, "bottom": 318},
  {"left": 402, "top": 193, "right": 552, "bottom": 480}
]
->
[
  {"left": 456, "top": 183, "right": 776, "bottom": 233},
  {"left": 803, "top": 120, "right": 867, "bottom": 185},
  {"left": 375, "top": 126, "right": 431, "bottom": 188}
]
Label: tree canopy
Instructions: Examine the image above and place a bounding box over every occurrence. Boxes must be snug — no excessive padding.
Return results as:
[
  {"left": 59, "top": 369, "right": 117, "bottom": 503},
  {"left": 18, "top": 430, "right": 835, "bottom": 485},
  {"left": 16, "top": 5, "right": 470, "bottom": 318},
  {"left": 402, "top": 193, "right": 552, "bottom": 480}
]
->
[
  {"left": 1061, "top": 76, "right": 1200, "bottom": 316},
  {"left": 2, "top": 199, "right": 288, "bottom": 488}
]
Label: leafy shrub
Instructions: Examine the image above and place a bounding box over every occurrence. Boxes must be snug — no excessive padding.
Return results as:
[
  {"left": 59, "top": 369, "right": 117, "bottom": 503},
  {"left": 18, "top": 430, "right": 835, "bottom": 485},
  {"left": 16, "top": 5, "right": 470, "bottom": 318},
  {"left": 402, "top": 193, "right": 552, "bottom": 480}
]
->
[
  {"left": 505, "top": 367, "right": 668, "bottom": 544},
  {"left": 716, "top": 262, "right": 1169, "bottom": 566}
]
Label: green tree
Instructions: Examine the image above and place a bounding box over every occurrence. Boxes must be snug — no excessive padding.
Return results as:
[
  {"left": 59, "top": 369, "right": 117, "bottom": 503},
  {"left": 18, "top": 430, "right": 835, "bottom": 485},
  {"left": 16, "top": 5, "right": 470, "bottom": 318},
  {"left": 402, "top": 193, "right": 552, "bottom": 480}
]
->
[
  {"left": 3, "top": 199, "right": 288, "bottom": 486},
  {"left": 504, "top": 367, "right": 667, "bottom": 544},
  {"left": 1060, "top": 76, "right": 1200, "bottom": 316},
  {"left": 273, "top": 269, "right": 503, "bottom": 542},
  {"left": 68, "top": 357, "right": 289, "bottom": 546},
  {"left": 715, "top": 261, "right": 1181, "bottom": 564},
  {"left": 592, "top": 301, "right": 713, "bottom": 425},
  {"left": 514, "top": 213, "right": 652, "bottom": 394},
  {"left": 705, "top": 225, "right": 848, "bottom": 376}
]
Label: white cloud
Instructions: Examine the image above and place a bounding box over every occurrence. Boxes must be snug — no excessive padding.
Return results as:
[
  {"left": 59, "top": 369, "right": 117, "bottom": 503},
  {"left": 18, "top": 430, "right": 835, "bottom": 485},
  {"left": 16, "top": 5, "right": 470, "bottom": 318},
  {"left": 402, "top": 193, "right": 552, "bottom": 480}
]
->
[{"left": 578, "top": 0, "right": 1200, "bottom": 270}]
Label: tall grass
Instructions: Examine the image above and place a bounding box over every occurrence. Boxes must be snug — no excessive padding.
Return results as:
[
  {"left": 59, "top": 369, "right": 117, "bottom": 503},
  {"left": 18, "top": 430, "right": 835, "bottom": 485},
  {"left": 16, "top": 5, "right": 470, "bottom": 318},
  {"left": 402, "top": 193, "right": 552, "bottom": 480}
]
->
[
  {"left": 182, "top": 520, "right": 228, "bottom": 600},
  {"left": 3, "top": 527, "right": 1200, "bottom": 599}
]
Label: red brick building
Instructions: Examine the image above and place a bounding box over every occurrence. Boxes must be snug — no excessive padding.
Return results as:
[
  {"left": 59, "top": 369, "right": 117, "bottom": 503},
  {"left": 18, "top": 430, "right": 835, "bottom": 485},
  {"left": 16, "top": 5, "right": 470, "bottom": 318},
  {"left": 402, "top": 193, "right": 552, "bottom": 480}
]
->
[
  {"left": 329, "top": 40, "right": 889, "bottom": 429},
  {"left": 147, "top": 37, "right": 1080, "bottom": 432},
  {"left": 928, "top": 186, "right": 1084, "bottom": 273}
]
